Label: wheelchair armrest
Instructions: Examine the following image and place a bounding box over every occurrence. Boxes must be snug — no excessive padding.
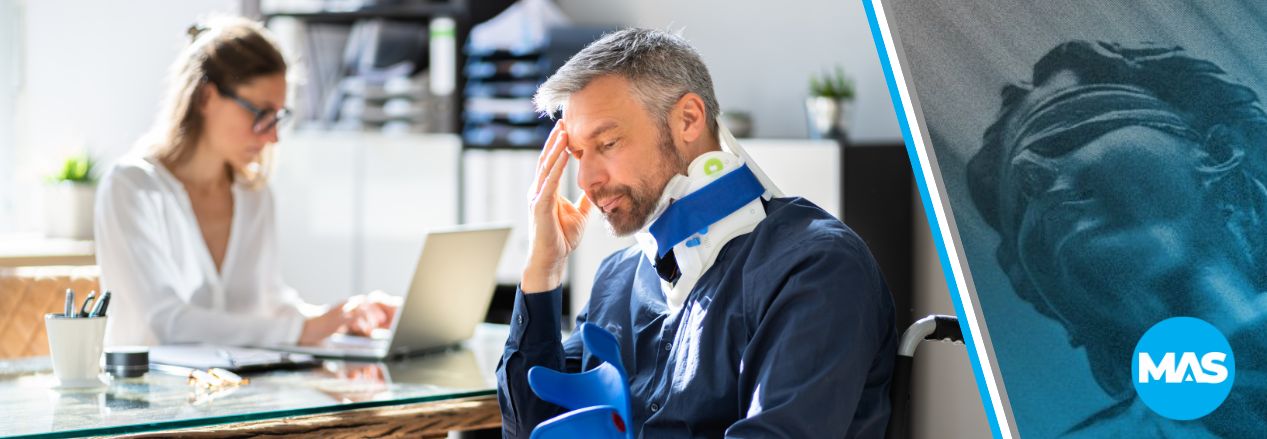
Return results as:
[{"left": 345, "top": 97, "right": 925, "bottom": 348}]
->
[{"left": 897, "top": 314, "right": 963, "bottom": 357}]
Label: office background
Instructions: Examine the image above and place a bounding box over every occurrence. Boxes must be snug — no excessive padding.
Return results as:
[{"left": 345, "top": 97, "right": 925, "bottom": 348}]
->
[{"left": 0, "top": 0, "right": 986, "bottom": 436}]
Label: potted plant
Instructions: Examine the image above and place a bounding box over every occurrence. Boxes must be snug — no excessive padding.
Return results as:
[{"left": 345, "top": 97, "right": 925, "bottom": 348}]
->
[
  {"left": 805, "top": 66, "right": 856, "bottom": 140},
  {"left": 44, "top": 153, "right": 97, "bottom": 240}
]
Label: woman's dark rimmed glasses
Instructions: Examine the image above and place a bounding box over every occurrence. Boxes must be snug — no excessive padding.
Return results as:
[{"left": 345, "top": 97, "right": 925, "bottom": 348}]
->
[{"left": 217, "top": 86, "right": 291, "bottom": 134}]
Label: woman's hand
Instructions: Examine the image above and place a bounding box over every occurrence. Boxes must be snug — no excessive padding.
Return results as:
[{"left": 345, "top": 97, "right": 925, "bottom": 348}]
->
[
  {"left": 343, "top": 291, "right": 399, "bottom": 336},
  {"left": 299, "top": 304, "right": 346, "bottom": 345},
  {"left": 522, "top": 122, "right": 593, "bottom": 293},
  {"left": 298, "top": 291, "right": 400, "bottom": 345}
]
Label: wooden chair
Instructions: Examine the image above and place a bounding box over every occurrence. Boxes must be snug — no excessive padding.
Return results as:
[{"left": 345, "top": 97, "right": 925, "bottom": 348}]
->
[{"left": 0, "top": 266, "right": 101, "bottom": 358}]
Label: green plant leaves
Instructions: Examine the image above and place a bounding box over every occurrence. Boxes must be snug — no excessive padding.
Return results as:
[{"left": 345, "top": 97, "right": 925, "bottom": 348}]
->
[
  {"left": 809, "top": 65, "right": 856, "bottom": 100},
  {"left": 50, "top": 153, "right": 96, "bottom": 184}
]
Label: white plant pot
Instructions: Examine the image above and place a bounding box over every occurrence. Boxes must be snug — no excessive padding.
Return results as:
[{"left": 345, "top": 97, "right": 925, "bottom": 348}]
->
[
  {"left": 44, "top": 182, "right": 96, "bottom": 240},
  {"left": 805, "top": 97, "right": 853, "bottom": 140}
]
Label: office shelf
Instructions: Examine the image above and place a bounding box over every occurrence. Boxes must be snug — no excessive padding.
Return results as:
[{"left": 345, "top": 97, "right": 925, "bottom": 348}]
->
[{"left": 263, "top": 4, "right": 464, "bottom": 22}]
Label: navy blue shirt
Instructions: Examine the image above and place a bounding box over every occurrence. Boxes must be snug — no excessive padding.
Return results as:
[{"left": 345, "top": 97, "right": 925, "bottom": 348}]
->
[{"left": 497, "top": 197, "right": 896, "bottom": 438}]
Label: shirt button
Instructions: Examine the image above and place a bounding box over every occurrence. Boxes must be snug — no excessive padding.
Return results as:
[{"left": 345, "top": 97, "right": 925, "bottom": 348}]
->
[
  {"left": 518, "top": 315, "right": 524, "bottom": 325},
  {"left": 650, "top": 403, "right": 660, "bottom": 412},
  {"left": 663, "top": 343, "right": 671, "bottom": 351}
]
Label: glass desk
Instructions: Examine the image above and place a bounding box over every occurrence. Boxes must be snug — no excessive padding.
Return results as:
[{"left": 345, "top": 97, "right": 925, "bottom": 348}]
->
[{"left": 0, "top": 324, "right": 509, "bottom": 438}]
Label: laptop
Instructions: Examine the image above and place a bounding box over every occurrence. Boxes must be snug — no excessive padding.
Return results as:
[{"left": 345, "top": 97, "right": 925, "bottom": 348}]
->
[{"left": 266, "top": 224, "right": 511, "bottom": 360}]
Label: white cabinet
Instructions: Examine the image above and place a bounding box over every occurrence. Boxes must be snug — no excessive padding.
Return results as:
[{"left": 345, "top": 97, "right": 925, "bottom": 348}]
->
[
  {"left": 461, "top": 149, "right": 537, "bottom": 285},
  {"left": 271, "top": 131, "right": 460, "bottom": 305}
]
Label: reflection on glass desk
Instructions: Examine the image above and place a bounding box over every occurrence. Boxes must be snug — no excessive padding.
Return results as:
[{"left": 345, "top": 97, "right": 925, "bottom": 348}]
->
[{"left": 0, "top": 324, "right": 508, "bottom": 438}]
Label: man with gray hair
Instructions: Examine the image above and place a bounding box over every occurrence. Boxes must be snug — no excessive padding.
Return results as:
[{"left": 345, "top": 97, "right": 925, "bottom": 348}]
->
[{"left": 497, "top": 28, "right": 896, "bottom": 437}]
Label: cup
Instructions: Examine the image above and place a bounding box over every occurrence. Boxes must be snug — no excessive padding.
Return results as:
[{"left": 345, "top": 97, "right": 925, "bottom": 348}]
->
[{"left": 44, "top": 313, "right": 108, "bottom": 388}]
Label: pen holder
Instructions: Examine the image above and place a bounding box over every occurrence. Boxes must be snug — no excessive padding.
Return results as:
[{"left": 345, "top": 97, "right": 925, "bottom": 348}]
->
[{"left": 44, "top": 313, "right": 108, "bottom": 388}]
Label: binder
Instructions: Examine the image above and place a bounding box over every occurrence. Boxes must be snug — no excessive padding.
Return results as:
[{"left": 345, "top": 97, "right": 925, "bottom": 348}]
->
[{"left": 149, "top": 344, "right": 319, "bottom": 374}]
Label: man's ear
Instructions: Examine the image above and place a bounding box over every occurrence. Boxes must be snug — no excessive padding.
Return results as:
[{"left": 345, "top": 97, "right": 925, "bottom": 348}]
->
[
  {"left": 670, "top": 92, "right": 708, "bottom": 144},
  {"left": 1198, "top": 124, "right": 1246, "bottom": 185}
]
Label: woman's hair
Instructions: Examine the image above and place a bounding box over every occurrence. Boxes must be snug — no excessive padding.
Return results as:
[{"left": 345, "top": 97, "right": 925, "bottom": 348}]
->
[{"left": 144, "top": 16, "right": 286, "bottom": 188}]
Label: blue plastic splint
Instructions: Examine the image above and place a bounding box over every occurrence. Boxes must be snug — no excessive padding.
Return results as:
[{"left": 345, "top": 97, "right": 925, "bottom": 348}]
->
[{"left": 527, "top": 323, "right": 635, "bottom": 439}]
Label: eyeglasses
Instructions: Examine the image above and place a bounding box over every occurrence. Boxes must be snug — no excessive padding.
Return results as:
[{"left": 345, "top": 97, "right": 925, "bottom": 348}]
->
[{"left": 217, "top": 86, "right": 291, "bottom": 134}]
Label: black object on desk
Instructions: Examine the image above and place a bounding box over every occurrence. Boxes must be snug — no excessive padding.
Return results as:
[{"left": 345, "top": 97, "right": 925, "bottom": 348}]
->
[{"left": 106, "top": 346, "right": 149, "bottom": 378}]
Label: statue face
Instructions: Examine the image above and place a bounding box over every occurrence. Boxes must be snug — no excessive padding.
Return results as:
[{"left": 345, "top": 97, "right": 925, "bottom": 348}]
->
[{"left": 1004, "top": 125, "right": 1216, "bottom": 330}]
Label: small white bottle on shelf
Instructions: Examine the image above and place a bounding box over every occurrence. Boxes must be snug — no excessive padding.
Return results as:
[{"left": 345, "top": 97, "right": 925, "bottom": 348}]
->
[{"left": 429, "top": 17, "right": 456, "bottom": 97}]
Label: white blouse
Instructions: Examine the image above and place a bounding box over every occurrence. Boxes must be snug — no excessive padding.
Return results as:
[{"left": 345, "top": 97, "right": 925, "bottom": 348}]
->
[{"left": 94, "top": 155, "right": 306, "bottom": 347}]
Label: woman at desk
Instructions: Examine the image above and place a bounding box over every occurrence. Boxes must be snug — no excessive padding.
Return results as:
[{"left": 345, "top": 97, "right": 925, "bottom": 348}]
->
[{"left": 95, "top": 17, "right": 393, "bottom": 347}]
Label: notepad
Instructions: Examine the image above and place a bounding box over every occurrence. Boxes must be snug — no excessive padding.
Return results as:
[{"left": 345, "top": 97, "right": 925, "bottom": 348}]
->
[{"left": 149, "top": 344, "right": 319, "bottom": 374}]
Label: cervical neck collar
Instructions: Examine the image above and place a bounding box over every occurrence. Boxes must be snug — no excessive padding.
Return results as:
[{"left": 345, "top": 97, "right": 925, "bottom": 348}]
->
[
  {"left": 634, "top": 119, "right": 783, "bottom": 313},
  {"left": 648, "top": 163, "right": 765, "bottom": 259}
]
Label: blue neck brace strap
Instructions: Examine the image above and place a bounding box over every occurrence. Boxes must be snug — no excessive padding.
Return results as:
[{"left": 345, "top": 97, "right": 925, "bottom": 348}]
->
[{"left": 647, "top": 164, "right": 766, "bottom": 259}]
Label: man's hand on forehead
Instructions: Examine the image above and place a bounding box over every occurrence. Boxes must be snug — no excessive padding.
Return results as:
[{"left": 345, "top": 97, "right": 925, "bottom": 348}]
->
[{"left": 522, "top": 120, "right": 594, "bottom": 293}]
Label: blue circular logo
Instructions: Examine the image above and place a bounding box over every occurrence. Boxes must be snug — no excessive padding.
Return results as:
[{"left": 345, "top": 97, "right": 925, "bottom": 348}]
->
[{"left": 1132, "top": 317, "right": 1235, "bottom": 420}]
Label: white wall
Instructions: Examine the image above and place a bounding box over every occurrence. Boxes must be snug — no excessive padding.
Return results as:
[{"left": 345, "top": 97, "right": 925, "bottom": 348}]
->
[
  {"left": 10, "top": 0, "right": 239, "bottom": 232},
  {"left": 556, "top": 0, "right": 901, "bottom": 141},
  {"left": 0, "top": 0, "right": 19, "bottom": 232}
]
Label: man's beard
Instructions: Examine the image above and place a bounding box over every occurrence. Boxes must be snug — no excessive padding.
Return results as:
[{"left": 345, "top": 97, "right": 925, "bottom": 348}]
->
[{"left": 593, "top": 126, "right": 687, "bottom": 236}]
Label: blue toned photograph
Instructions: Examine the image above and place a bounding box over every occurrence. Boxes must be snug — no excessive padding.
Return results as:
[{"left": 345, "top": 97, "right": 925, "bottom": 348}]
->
[{"left": 881, "top": 0, "right": 1267, "bottom": 437}]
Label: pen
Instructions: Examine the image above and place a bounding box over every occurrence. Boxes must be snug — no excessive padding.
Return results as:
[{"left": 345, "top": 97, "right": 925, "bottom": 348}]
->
[
  {"left": 90, "top": 290, "right": 112, "bottom": 318},
  {"left": 78, "top": 291, "right": 97, "bottom": 318},
  {"left": 64, "top": 289, "right": 75, "bottom": 318}
]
